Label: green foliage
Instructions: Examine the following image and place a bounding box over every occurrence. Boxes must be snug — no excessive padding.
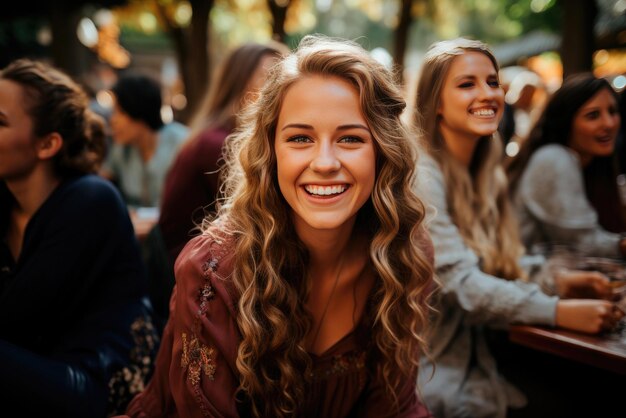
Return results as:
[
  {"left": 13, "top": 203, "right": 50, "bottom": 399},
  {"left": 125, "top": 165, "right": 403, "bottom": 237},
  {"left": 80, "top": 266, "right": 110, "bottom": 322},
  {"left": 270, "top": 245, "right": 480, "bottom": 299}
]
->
[{"left": 424, "top": 0, "right": 561, "bottom": 45}]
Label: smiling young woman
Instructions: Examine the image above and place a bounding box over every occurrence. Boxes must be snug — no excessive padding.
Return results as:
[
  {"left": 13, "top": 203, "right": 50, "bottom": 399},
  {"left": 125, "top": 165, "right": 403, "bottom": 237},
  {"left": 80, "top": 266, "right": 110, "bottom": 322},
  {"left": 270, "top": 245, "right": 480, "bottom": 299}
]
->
[
  {"left": 123, "top": 35, "right": 435, "bottom": 418},
  {"left": 413, "top": 39, "right": 622, "bottom": 418}
]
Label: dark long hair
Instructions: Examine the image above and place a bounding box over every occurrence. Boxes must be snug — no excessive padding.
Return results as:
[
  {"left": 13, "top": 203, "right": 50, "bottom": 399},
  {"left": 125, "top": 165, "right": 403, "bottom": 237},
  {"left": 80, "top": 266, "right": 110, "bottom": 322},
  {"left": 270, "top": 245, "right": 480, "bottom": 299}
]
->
[{"left": 507, "top": 73, "right": 619, "bottom": 192}]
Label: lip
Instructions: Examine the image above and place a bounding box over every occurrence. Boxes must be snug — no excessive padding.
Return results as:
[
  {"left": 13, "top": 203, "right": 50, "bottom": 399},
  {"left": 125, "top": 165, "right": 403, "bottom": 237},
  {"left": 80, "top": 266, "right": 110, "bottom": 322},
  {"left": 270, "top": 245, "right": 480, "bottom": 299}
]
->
[{"left": 594, "top": 133, "right": 616, "bottom": 143}]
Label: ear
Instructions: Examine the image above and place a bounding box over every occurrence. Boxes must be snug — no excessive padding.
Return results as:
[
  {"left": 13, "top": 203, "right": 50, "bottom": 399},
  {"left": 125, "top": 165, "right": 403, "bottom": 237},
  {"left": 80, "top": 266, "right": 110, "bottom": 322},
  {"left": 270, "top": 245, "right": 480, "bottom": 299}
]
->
[{"left": 36, "top": 132, "right": 63, "bottom": 160}]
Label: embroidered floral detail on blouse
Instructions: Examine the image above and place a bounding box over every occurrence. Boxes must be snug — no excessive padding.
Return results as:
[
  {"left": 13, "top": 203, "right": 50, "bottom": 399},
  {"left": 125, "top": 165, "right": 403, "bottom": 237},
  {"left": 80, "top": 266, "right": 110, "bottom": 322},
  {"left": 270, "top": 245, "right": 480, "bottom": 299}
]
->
[
  {"left": 107, "top": 316, "right": 159, "bottom": 416},
  {"left": 181, "top": 332, "right": 217, "bottom": 385},
  {"left": 180, "top": 236, "right": 227, "bottom": 397},
  {"left": 310, "top": 350, "right": 367, "bottom": 380},
  {"left": 197, "top": 283, "right": 215, "bottom": 315}
]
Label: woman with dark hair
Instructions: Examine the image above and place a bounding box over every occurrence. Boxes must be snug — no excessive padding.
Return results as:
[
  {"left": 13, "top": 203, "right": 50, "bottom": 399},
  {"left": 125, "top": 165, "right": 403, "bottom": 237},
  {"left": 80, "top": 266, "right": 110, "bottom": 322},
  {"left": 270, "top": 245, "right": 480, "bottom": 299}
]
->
[
  {"left": 101, "top": 73, "right": 188, "bottom": 207},
  {"left": 507, "top": 73, "right": 624, "bottom": 257},
  {"left": 0, "top": 59, "right": 158, "bottom": 416},
  {"left": 124, "top": 35, "right": 434, "bottom": 418}
]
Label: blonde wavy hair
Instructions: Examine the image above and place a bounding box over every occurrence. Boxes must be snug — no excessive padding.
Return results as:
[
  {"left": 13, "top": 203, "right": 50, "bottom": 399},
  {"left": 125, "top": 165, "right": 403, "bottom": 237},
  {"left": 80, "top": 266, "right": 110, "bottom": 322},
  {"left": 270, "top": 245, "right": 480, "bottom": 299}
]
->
[
  {"left": 415, "top": 38, "right": 524, "bottom": 280},
  {"left": 209, "top": 35, "right": 434, "bottom": 416}
]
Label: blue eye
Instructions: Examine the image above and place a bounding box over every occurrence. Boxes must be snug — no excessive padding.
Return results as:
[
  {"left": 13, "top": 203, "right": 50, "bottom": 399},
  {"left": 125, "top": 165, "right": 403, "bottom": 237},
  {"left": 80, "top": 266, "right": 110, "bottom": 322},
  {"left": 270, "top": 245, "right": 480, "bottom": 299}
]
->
[{"left": 459, "top": 82, "right": 474, "bottom": 88}]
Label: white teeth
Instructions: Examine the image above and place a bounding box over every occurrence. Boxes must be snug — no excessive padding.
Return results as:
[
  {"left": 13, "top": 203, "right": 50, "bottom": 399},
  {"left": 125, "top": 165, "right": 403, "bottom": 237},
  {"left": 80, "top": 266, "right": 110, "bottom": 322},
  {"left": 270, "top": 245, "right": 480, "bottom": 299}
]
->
[
  {"left": 304, "top": 185, "right": 347, "bottom": 196},
  {"left": 472, "top": 109, "right": 495, "bottom": 116}
]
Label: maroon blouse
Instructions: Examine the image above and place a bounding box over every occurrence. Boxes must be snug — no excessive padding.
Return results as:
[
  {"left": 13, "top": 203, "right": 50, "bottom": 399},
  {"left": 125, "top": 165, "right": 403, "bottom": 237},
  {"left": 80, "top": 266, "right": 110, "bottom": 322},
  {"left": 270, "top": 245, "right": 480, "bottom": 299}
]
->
[{"left": 124, "top": 231, "right": 432, "bottom": 418}]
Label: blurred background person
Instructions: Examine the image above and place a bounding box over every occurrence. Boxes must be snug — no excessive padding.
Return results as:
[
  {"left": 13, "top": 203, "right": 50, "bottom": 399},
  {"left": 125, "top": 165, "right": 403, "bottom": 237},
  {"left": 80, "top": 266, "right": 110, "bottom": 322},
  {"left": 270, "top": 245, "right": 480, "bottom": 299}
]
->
[
  {"left": 141, "top": 42, "right": 288, "bottom": 331},
  {"left": 100, "top": 73, "right": 188, "bottom": 208},
  {"left": 413, "top": 39, "right": 620, "bottom": 418},
  {"left": 0, "top": 59, "right": 158, "bottom": 417},
  {"left": 159, "top": 41, "right": 288, "bottom": 263},
  {"left": 507, "top": 73, "right": 625, "bottom": 257}
]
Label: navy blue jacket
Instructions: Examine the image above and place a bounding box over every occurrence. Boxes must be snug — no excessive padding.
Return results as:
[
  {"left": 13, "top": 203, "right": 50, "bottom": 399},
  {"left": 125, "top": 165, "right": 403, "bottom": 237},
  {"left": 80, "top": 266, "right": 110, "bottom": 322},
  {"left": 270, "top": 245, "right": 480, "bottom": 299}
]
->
[{"left": 0, "top": 175, "right": 158, "bottom": 417}]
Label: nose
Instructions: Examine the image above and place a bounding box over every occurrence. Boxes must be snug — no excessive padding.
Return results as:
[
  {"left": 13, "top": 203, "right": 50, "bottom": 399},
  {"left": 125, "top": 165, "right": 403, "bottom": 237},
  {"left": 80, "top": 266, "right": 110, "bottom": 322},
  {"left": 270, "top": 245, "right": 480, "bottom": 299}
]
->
[
  {"left": 478, "top": 82, "right": 499, "bottom": 100},
  {"left": 602, "top": 111, "right": 619, "bottom": 130},
  {"left": 310, "top": 141, "right": 341, "bottom": 173}
]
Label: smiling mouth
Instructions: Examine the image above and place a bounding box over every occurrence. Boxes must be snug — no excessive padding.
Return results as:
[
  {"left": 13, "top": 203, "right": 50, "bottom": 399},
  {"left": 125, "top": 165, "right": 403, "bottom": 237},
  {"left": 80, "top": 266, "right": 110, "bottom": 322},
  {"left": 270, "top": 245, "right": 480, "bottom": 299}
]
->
[
  {"left": 470, "top": 108, "right": 496, "bottom": 117},
  {"left": 303, "top": 184, "right": 348, "bottom": 197},
  {"left": 595, "top": 135, "right": 615, "bottom": 143}
]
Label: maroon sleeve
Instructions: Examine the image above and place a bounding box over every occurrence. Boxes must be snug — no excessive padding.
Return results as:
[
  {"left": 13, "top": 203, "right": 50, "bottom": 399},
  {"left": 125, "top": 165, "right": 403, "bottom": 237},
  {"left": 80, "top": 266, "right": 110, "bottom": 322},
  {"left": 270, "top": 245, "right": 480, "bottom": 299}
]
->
[{"left": 125, "top": 234, "right": 241, "bottom": 418}]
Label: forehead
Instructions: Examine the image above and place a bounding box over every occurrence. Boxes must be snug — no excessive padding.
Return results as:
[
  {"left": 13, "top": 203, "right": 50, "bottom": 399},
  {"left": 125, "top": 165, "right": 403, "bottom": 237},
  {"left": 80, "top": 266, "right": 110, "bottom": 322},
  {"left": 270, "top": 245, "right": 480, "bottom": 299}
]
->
[
  {"left": 579, "top": 88, "right": 617, "bottom": 110},
  {"left": 447, "top": 51, "right": 497, "bottom": 77},
  {"left": 277, "top": 75, "right": 365, "bottom": 122}
]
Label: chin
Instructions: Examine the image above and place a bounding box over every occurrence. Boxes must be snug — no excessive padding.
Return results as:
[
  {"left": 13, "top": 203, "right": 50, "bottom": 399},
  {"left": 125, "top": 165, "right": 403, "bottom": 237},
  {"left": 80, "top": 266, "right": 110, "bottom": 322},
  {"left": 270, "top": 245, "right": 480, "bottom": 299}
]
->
[
  {"left": 299, "top": 215, "right": 352, "bottom": 231},
  {"left": 472, "top": 125, "right": 499, "bottom": 138}
]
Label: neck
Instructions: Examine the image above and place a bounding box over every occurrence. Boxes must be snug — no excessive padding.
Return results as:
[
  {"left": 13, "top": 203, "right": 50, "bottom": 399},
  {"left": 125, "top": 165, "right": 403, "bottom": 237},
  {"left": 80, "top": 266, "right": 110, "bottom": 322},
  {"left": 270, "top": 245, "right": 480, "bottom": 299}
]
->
[
  {"left": 570, "top": 148, "right": 594, "bottom": 168},
  {"left": 440, "top": 127, "right": 481, "bottom": 167},
  {"left": 295, "top": 218, "right": 356, "bottom": 272},
  {"left": 6, "top": 164, "right": 60, "bottom": 218},
  {"left": 135, "top": 128, "right": 158, "bottom": 163}
]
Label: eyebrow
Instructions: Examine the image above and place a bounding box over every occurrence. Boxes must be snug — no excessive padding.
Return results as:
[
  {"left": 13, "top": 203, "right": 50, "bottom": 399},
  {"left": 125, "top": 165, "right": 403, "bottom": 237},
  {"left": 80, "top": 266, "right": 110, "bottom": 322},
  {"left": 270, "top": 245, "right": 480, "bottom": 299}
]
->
[
  {"left": 453, "top": 74, "right": 498, "bottom": 82},
  {"left": 582, "top": 102, "right": 616, "bottom": 112},
  {"left": 281, "top": 123, "right": 371, "bottom": 133}
]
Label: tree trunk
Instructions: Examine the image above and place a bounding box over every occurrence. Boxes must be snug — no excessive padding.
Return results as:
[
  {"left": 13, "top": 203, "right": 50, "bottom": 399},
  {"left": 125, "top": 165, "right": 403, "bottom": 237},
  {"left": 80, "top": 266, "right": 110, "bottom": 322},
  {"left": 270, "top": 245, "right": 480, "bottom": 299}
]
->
[
  {"left": 186, "top": 0, "right": 212, "bottom": 118},
  {"left": 393, "top": 0, "right": 413, "bottom": 82},
  {"left": 156, "top": 0, "right": 214, "bottom": 123},
  {"left": 267, "top": 0, "right": 290, "bottom": 43},
  {"left": 560, "top": 0, "right": 597, "bottom": 78},
  {"left": 50, "top": 8, "right": 92, "bottom": 77}
]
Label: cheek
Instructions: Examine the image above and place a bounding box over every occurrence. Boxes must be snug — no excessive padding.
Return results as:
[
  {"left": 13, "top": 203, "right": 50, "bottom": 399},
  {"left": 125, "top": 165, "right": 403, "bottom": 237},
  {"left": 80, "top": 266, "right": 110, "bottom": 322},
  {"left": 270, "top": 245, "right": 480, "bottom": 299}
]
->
[
  {"left": 353, "top": 150, "right": 377, "bottom": 193},
  {"left": 274, "top": 150, "right": 300, "bottom": 191},
  {"left": 573, "top": 122, "right": 594, "bottom": 141}
]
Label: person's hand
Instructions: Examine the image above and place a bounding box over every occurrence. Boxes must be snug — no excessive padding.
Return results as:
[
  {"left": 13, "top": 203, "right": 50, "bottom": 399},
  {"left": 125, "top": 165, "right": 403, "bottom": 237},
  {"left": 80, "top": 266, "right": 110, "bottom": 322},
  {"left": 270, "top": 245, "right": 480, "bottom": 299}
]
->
[
  {"left": 555, "top": 299, "right": 624, "bottom": 334},
  {"left": 554, "top": 269, "right": 612, "bottom": 300}
]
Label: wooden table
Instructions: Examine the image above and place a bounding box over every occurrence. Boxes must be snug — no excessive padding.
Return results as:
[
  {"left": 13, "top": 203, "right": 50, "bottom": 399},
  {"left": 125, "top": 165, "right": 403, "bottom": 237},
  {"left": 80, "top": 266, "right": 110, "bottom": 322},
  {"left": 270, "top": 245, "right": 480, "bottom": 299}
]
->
[{"left": 509, "top": 323, "right": 626, "bottom": 375}]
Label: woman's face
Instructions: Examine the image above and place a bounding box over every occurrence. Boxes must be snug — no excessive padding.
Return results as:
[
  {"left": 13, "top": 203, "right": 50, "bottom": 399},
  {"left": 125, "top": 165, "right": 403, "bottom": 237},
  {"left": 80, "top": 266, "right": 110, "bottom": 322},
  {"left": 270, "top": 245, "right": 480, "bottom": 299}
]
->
[
  {"left": 568, "top": 88, "right": 620, "bottom": 162},
  {"left": 274, "top": 75, "right": 376, "bottom": 238},
  {"left": 0, "top": 79, "right": 39, "bottom": 181},
  {"left": 438, "top": 51, "right": 504, "bottom": 143}
]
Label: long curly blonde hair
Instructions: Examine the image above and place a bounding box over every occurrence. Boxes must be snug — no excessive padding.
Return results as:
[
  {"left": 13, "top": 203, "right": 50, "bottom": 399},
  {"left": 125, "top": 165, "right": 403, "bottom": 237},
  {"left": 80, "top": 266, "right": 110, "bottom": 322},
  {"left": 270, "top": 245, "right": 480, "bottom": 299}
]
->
[
  {"left": 415, "top": 38, "right": 524, "bottom": 280},
  {"left": 209, "top": 35, "right": 434, "bottom": 417}
]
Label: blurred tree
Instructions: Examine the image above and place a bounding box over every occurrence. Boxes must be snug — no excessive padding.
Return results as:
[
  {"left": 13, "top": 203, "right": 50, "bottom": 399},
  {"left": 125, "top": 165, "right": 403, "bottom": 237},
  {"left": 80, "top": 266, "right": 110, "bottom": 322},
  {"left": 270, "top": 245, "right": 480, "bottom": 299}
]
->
[
  {"left": 152, "top": 0, "right": 216, "bottom": 121},
  {"left": 267, "top": 0, "right": 292, "bottom": 42},
  {"left": 560, "top": 0, "right": 597, "bottom": 77},
  {"left": 0, "top": 0, "right": 128, "bottom": 75},
  {"left": 393, "top": 0, "right": 434, "bottom": 80},
  {"left": 394, "top": 0, "right": 413, "bottom": 75}
]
